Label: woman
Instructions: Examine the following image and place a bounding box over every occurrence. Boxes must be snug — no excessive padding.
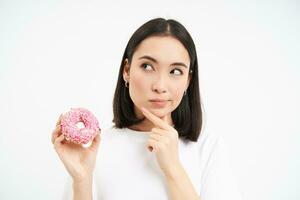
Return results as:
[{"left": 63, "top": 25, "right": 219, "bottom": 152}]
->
[{"left": 52, "top": 18, "right": 242, "bottom": 200}]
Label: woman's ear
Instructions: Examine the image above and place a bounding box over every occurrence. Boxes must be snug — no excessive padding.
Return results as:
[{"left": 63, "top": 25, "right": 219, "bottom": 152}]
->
[{"left": 123, "top": 58, "right": 130, "bottom": 81}]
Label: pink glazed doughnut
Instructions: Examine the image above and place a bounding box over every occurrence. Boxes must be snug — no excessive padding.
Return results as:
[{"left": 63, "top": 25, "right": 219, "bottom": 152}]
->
[{"left": 60, "top": 108, "right": 100, "bottom": 145}]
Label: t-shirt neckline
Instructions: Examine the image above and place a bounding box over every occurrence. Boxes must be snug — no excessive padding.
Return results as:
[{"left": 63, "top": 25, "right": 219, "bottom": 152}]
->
[{"left": 123, "top": 127, "right": 151, "bottom": 134}]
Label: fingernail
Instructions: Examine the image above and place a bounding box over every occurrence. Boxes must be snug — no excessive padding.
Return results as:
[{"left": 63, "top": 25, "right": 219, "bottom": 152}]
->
[
  {"left": 141, "top": 107, "right": 146, "bottom": 112},
  {"left": 148, "top": 146, "right": 153, "bottom": 152}
]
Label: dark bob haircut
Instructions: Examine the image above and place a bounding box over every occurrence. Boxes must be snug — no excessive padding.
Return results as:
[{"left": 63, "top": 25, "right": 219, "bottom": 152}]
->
[{"left": 112, "top": 18, "right": 203, "bottom": 142}]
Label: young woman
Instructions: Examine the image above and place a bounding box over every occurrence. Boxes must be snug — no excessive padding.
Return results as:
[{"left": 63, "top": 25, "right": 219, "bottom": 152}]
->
[{"left": 52, "top": 18, "right": 242, "bottom": 200}]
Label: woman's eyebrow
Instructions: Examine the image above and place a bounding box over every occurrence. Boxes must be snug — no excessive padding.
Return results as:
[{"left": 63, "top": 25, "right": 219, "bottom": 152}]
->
[{"left": 138, "top": 55, "right": 188, "bottom": 68}]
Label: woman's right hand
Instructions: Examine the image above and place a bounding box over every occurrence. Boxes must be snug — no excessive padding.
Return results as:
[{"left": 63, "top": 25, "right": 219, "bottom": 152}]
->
[{"left": 51, "top": 114, "right": 101, "bottom": 182}]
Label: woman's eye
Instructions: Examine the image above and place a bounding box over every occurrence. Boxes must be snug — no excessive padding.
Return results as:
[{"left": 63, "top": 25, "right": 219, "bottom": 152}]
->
[
  {"left": 171, "top": 68, "right": 183, "bottom": 75},
  {"left": 141, "top": 63, "right": 153, "bottom": 70},
  {"left": 141, "top": 63, "right": 183, "bottom": 75}
]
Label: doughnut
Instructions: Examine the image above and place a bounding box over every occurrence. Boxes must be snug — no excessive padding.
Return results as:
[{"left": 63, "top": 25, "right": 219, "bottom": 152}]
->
[{"left": 60, "top": 108, "right": 100, "bottom": 145}]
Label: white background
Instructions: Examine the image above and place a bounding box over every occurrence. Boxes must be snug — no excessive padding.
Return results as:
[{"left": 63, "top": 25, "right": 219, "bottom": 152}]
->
[{"left": 0, "top": 0, "right": 299, "bottom": 199}]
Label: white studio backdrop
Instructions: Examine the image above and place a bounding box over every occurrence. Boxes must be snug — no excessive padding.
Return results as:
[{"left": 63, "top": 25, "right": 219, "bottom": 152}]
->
[{"left": 0, "top": 0, "right": 299, "bottom": 200}]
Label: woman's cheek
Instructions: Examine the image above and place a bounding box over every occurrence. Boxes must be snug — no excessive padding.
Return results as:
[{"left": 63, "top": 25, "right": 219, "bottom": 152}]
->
[
  {"left": 172, "top": 85, "right": 185, "bottom": 104},
  {"left": 131, "top": 74, "right": 146, "bottom": 92},
  {"left": 129, "top": 73, "right": 148, "bottom": 104}
]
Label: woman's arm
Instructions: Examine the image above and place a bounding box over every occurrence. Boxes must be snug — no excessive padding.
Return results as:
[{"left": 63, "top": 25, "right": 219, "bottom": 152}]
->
[
  {"left": 52, "top": 114, "right": 101, "bottom": 200},
  {"left": 72, "top": 177, "right": 93, "bottom": 200},
  {"left": 165, "top": 163, "right": 200, "bottom": 200}
]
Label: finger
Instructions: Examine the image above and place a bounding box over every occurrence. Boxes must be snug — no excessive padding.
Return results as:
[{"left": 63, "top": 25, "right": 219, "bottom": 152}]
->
[
  {"left": 56, "top": 113, "right": 64, "bottom": 127},
  {"left": 151, "top": 127, "right": 169, "bottom": 136},
  {"left": 148, "top": 146, "right": 153, "bottom": 152},
  {"left": 52, "top": 114, "right": 63, "bottom": 144},
  {"left": 149, "top": 133, "right": 161, "bottom": 142},
  {"left": 141, "top": 107, "right": 171, "bottom": 131},
  {"left": 162, "top": 115, "right": 168, "bottom": 123},
  {"left": 150, "top": 133, "right": 171, "bottom": 146},
  {"left": 90, "top": 130, "right": 101, "bottom": 150},
  {"left": 51, "top": 125, "right": 62, "bottom": 144},
  {"left": 54, "top": 133, "right": 65, "bottom": 147},
  {"left": 153, "top": 127, "right": 178, "bottom": 139},
  {"left": 147, "top": 139, "right": 158, "bottom": 152},
  {"left": 147, "top": 139, "right": 163, "bottom": 153}
]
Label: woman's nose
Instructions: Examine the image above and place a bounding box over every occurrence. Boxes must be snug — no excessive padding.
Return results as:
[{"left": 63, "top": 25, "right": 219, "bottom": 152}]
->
[{"left": 152, "top": 76, "right": 167, "bottom": 93}]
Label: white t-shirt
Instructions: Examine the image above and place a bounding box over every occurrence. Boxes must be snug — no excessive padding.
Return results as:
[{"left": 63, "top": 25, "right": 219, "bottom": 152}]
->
[{"left": 62, "top": 126, "right": 242, "bottom": 200}]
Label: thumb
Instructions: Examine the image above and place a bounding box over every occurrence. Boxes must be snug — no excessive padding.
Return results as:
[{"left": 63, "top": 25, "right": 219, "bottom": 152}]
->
[
  {"left": 89, "top": 130, "right": 101, "bottom": 151},
  {"left": 161, "top": 115, "right": 168, "bottom": 123},
  {"left": 160, "top": 114, "right": 175, "bottom": 129},
  {"left": 54, "top": 134, "right": 65, "bottom": 148}
]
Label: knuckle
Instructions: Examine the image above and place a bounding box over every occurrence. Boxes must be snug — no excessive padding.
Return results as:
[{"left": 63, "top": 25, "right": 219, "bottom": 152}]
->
[
  {"left": 172, "top": 131, "right": 178, "bottom": 137},
  {"left": 158, "top": 143, "right": 163, "bottom": 149},
  {"left": 165, "top": 139, "right": 170, "bottom": 145}
]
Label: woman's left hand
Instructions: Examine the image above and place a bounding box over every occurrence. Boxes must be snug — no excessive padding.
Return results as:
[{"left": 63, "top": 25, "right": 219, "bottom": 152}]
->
[{"left": 141, "top": 107, "right": 181, "bottom": 177}]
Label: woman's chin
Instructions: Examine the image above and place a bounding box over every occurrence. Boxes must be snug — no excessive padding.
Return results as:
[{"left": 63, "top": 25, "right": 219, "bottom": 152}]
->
[{"left": 149, "top": 108, "right": 169, "bottom": 117}]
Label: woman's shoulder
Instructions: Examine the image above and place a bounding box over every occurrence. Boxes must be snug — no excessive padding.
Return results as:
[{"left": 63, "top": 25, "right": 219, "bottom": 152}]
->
[
  {"left": 197, "top": 130, "right": 222, "bottom": 149},
  {"left": 192, "top": 130, "right": 228, "bottom": 164},
  {"left": 180, "top": 129, "right": 222, "bottom": 150}
]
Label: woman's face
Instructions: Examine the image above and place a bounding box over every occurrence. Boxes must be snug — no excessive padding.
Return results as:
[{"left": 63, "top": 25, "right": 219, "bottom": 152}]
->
[{"left": 123, "top": 36, "right": 191, "bottom": 126}]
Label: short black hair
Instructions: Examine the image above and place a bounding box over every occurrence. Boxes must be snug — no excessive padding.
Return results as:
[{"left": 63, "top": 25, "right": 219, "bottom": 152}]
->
[{"left": 112, "top": 17, "right": 204, "bottom": 142}]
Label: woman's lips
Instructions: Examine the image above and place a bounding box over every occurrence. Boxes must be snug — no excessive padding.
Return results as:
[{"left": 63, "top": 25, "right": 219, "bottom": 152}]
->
[{"left": 149, "top": 100, "right": 169, "bottom": 108}]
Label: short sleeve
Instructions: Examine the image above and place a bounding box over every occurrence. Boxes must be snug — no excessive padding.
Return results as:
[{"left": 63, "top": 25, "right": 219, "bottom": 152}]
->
[
  {"left": 62, "top": 175, "right": 98, "bottom": 200},
  {"left": 199, "top": 134, "right": 243, "bottom": 200}
]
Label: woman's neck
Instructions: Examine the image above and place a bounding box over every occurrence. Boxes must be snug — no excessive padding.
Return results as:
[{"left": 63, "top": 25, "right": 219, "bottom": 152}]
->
[{"left": 128, "top": 117, "right": 174, "bottom": 132}]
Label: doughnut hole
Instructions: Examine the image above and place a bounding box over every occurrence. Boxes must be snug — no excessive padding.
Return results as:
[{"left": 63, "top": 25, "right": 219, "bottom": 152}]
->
[{"left": 76, "top": 121, "right": 85, "bottom": 129}]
